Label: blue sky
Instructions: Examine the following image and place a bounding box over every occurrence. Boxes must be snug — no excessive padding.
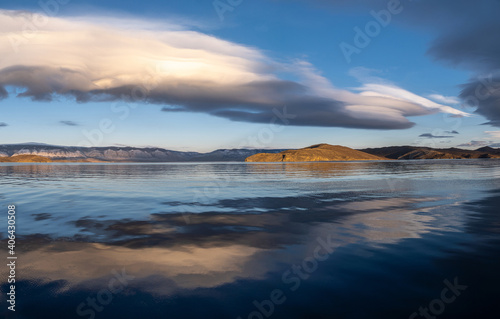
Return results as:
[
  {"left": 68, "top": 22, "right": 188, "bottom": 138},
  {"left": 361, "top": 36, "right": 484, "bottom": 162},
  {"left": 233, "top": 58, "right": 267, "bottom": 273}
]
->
[{"left": 1, "top": 0, "right": 499, "bottom": 151}]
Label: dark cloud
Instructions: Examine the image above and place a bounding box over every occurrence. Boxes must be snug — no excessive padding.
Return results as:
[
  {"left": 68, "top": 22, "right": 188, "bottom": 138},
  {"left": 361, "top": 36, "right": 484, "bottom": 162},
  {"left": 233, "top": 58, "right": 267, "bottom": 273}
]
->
[
  {"left": 0, "top": 86, "right": 7, "bottom": 99},
  {"left": 0, "top": 122, "right": 8, "bottom": 127},
  {"left": 0, "top": 65, "right": 419, "bottom": 130},
  {"left": 205, "top": 97, "right": 414, "bottom": 129},
  {"left": 459, "top": 76, "right": 500, "bottom": 127},
  {"left": 419, "top": 133, "right": 454, "bottom": 139},
  {"left": 60, "top": 120, "right": 80, "bottom": 126},
  {"left": 0, "top": 65, "right": 86, "bottom": 101},
  {"left": 445, "top": 130, "right": 459, "bottom": 134},
  {"left": 428, "top": 19, "right": 500, "bottom": 72}
]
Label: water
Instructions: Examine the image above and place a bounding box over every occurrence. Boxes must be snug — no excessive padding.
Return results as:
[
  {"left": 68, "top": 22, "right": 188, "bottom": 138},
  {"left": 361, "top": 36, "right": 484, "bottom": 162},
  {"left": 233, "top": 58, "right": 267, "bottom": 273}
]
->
[{"left": 1, "top": 160, "right": 500, "bottom": 318}]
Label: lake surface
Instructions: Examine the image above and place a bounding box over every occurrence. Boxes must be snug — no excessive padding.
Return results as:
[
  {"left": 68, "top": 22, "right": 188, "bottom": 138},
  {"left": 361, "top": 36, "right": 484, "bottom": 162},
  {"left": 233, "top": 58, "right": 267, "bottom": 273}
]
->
[{"left": 1, "top": 160, "right": 500, "bottom": 318}]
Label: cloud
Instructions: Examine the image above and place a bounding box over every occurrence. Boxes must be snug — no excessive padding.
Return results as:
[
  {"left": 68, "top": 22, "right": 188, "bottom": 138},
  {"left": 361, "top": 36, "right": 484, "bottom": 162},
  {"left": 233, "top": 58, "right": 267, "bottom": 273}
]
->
[
  {"left": 428, "top": 94, "right": 460, "bottom": 105},
  {"left": 445, "top": 130, "right": 459, "bottom": 134},
  {"left": 419, "top": 133, "right": 454, "bottom": 139},
  {"left": 458, "top": 132, "right": 500, "bottom": 147},
  {"left": 459, "top": 74, "right": 500, "bottom": 127},
  {"left": 457, "top": 140, "right": 490, "bottom": 148},
  {"left": 347, "top": 67, "right": 469, "bottom": 118},
  {"left": 60, "top": 120, "right": 80, "bottom": 126},
  {"left": 0, "top": 122, "right": 8, "bottom": 127},
  {"left": 0, "top": 10, "right": 469, "bottom": 130},
  {"left": 0, "top": 86, "right": 7, "bottom": 99},
  {"left": 354, "top": 82, "right": 468, "bottom": 117},
  {"left": 485, "top": 131, "right": 500, "bottom": 139}
]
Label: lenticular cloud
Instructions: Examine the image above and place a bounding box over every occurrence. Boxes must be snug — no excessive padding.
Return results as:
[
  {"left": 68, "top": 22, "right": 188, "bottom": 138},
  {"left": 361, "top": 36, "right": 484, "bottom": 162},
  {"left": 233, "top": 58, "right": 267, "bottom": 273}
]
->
[{"left": 0, "top": 10, "right": 469, "bottom": 129}]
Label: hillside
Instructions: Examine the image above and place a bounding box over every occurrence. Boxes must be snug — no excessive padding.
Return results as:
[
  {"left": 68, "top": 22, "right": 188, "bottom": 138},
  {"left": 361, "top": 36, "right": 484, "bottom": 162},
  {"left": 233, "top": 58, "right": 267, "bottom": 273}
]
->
[
  {"left": 0, "top": 155, "right": 53, "bottom": 162},
  {"left": 245, "top": 144, "right": 388, "bottom": 162},
  {"left": 361, "top": 146, "right": 500, "bottom": 160}
]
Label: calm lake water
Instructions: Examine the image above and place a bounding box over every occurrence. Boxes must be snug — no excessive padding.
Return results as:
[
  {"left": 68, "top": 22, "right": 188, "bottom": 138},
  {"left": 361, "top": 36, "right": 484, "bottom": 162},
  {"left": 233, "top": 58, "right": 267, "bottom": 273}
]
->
[{"left": 1, "top": 160, "right": 500, "bottom": 318}]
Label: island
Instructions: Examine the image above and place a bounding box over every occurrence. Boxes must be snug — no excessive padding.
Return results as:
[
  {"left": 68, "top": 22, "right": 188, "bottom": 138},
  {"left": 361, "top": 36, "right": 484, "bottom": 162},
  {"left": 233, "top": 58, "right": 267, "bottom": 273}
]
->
[{"left": 245, "top": 144, "right": 387, "bottom": 162}]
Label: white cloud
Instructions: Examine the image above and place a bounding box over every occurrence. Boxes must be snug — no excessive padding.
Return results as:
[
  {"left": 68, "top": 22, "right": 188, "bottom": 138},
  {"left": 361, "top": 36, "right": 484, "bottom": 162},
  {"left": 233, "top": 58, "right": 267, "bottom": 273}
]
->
[
  {"left": 356, "top": 84, "right": 470, "bottom": 117},
  {"left": 427, "top": 94, "right": 460, "bottom": 105},
  {"left": 0, "top": 10, "right": 471, "bottom": 130}
]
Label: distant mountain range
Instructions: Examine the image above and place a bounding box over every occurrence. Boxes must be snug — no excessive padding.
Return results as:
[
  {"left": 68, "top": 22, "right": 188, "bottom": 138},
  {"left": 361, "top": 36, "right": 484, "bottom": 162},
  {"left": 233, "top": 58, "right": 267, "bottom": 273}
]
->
[
  {"left": 0, "top": 144, "right": 286, "bottom": 162},
  {"left": 0, "top": 143, "right": 499, "bottom": 162}
]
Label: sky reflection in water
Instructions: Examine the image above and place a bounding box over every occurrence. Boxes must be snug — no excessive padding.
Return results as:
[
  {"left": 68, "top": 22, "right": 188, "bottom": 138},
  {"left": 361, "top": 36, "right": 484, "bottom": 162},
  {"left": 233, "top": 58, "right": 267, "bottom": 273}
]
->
[{"left": 1, "top": 160, "right": 500, "bottom": 318}]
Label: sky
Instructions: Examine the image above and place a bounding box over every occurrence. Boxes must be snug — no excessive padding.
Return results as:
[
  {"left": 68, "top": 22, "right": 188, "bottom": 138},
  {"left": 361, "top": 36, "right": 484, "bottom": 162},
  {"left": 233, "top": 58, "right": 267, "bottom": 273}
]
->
[{"left": 0, "top": 0, "right": 500, "bottom": 152}]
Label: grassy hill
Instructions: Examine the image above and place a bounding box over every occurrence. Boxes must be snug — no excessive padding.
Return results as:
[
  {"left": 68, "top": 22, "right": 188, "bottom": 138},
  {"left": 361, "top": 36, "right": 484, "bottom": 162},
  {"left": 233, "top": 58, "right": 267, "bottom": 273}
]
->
[{"left": 245, "top": 144, "right": 388, "bottom": 162}]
